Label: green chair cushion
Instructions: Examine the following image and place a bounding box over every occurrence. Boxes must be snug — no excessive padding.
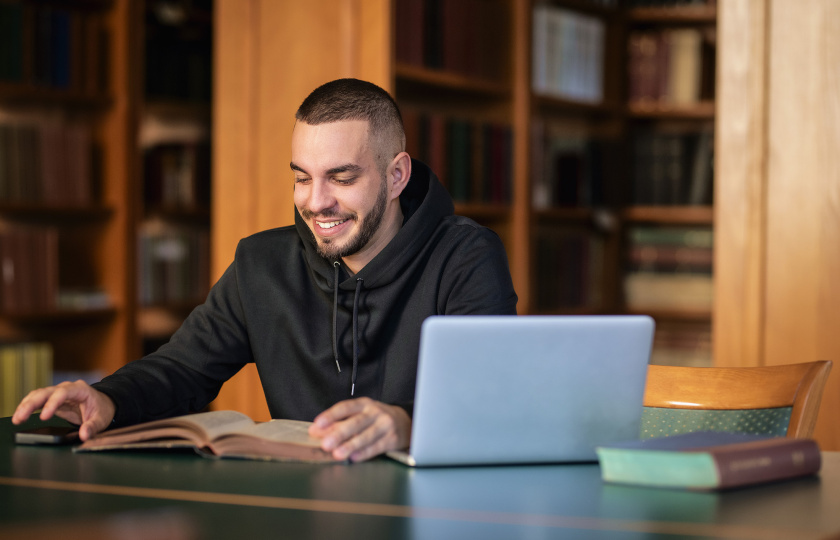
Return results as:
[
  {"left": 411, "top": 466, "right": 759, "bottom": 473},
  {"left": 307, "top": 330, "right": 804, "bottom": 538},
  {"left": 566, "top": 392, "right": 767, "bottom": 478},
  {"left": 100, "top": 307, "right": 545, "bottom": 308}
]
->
[{"left": 640, "top": 406, "right": 792, "bottom": 439}]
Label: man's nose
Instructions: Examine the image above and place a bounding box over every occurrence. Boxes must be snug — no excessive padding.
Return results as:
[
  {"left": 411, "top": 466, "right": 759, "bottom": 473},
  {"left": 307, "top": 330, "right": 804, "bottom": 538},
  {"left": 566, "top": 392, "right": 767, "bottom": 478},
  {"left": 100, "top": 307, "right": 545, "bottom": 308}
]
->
[{"left": 307, "top": 180, "right": 337, "bottom": 214}]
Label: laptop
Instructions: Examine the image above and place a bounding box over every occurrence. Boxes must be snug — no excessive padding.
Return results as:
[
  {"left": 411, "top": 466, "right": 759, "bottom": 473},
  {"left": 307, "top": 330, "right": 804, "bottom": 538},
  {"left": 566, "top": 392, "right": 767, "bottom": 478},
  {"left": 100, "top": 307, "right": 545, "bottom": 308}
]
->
[{"left": 387, "top": 315, "right": 655, "bottom": 467}]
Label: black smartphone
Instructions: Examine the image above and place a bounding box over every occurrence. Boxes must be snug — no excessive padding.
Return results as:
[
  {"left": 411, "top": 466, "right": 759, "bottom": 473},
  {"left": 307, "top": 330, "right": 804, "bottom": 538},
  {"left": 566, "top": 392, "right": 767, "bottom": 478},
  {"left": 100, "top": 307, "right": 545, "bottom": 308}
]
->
[{"left": 15, "top": 426, "right": 80, "bottom": 445}]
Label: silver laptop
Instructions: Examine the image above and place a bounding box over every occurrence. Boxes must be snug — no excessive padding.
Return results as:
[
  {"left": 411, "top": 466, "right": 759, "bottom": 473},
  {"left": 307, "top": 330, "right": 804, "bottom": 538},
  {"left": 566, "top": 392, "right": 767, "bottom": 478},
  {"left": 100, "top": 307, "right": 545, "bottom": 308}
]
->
[{"left": 387, "top": 315, "right": 655, "bottom": 467}]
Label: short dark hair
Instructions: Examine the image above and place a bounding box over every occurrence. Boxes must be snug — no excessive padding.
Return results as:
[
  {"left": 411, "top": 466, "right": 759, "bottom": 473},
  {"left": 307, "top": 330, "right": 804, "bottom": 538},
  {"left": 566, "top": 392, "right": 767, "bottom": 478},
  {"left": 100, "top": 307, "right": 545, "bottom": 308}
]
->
[{"left": 295, "top": 78, "right": 405, "bottom": 170}]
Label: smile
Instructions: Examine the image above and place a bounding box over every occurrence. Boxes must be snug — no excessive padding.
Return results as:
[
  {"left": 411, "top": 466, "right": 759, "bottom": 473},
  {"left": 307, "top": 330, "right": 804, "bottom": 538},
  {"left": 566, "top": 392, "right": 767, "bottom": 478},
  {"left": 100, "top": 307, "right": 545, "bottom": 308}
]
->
[{"left": 317, "top": 219, "right": 349, "bottom": 230}]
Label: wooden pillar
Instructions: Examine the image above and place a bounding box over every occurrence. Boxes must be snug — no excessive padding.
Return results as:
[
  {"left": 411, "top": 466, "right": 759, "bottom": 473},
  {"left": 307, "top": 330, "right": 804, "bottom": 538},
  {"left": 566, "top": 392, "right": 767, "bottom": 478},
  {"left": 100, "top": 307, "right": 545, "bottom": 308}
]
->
[{"left": 212, "top": 0, "right": 392, "bottom": 420}]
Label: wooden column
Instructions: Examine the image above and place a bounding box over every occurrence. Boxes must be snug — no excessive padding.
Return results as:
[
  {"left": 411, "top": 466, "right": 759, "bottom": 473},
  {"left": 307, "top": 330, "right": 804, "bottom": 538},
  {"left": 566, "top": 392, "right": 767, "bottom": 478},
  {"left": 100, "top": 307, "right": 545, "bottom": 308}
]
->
[
  {"left": 212, "top": 0, "right": 392, "bottom": 420},
  {"left": 716, "top": 0, "right": 840, "bottom": 449}
]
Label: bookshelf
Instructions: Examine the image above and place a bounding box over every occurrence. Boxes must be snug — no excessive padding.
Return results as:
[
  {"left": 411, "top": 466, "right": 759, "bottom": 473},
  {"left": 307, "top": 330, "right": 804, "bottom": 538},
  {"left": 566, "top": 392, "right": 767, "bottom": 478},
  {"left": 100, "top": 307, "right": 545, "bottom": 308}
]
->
[
  {"left": 0, "top": 0, "right": 132, "bottom": 407},
  {"left": 133, "top": 0, "right": 212, "bottom": 357},
  {"left": 622, "top": 0, "right": 716, "bottom": 367}
]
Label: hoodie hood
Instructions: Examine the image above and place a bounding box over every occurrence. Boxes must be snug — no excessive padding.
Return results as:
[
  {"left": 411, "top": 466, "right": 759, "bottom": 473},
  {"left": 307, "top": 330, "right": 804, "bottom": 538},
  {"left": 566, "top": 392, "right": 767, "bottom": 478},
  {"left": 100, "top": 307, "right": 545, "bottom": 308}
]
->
[
  {"left": 294, "top": 158, "right": 454, "bottom": 291},
  {"left": 293, "top": 159, "right": 454, "bottom": 395}
]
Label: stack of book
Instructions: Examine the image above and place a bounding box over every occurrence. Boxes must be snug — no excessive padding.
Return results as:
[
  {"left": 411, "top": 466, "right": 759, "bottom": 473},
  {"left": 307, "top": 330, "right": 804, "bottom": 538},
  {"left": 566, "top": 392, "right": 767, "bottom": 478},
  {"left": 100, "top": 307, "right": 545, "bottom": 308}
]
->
[
  {"left": 650, "top": 319, "right": 712, "bottom": 367},
  {"left": 532, "top": 4, "right": 605, "bottom": 103},
  {"left": 0, "top": 341, "right": 53, "bottom": 417},
  {"left": 137, "top": 221, "right": 210, "bottom": 306},
  {"left": 402, "top": 108, "right": 513, "bottom": 205},
  {"left": 395, "top": 0, "right": 508, "bottom": 81},
  {"left": 624, "top": 226, "right": 713, "bottom": 312},
  {"left": 0, "top": 116, "right": 97, "bottom": 207}
]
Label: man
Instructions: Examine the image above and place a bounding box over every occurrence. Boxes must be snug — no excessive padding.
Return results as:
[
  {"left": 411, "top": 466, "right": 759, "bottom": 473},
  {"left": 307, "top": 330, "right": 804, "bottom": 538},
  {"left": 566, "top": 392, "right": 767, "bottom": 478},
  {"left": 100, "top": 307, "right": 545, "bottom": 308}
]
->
[{"left": 13, "top": 78, "right": 518, "bottom": 462}]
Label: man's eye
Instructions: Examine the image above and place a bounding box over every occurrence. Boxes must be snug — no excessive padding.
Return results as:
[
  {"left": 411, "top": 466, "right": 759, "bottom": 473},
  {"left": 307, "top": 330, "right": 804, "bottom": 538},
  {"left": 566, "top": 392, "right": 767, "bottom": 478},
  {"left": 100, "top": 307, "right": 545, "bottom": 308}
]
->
[
  {"left": 295, "top": 177, "right": 311, "bottom": 184},
  {"left": 333, "top": 177, "right": 356, "bottom": 185}
]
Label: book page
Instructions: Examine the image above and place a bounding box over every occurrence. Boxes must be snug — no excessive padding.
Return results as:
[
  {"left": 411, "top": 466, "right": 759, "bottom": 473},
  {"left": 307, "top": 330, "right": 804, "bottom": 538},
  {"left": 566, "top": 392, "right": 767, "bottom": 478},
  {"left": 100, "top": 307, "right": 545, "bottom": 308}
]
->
[
  {"left": 221, "top": 419, "right": 321, "bottom": 447},
  {"left": 78, "top": 410, "right": 255, "bottom": 449}
]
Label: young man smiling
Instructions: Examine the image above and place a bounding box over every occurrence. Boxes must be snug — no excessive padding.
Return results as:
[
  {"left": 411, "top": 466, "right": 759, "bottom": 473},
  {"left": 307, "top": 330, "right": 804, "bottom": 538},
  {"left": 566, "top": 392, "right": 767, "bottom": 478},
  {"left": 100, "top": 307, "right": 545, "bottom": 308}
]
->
[{"left": 13, "top": 79, "right": 518, "bottom": 462}]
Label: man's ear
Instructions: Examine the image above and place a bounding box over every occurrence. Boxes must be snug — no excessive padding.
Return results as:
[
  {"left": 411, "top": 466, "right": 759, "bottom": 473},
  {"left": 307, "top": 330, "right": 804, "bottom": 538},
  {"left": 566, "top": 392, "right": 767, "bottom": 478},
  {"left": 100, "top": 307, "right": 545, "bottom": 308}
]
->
[{"left": 388, "top": 152, "right": 412, "bottom": 201}]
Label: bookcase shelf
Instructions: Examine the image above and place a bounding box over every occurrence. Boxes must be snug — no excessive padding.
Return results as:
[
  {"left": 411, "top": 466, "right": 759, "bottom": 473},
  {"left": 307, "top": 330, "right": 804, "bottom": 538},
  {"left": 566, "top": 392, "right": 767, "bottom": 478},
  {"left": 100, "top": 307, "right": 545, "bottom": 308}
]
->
[
  {"left": 628, "top": 100, "right": 715, "bottom": 119},
  {"left": 623, "top": 205, "right": 713, "bottom": 225},
  {"left": 395, "top": 63, "right": 511, "bottom": 97},
  {"left": 628, "top": 6, "right": 717, "bottom": 24}
]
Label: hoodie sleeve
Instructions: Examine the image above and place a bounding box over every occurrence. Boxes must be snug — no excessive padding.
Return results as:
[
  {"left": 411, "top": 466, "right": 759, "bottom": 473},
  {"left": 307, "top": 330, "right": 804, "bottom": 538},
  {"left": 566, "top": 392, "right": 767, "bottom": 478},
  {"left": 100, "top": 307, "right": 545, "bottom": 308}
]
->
[{"left": 93, "top": 261, "right": 253, "bottom": 427}]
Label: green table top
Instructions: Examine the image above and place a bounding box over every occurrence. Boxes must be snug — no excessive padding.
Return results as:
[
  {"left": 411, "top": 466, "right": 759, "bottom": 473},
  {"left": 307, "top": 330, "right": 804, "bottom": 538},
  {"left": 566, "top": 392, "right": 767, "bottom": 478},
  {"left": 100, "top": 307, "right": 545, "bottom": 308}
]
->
[{"left": 2, "top": 416, "right": 839, "bottom": 539}]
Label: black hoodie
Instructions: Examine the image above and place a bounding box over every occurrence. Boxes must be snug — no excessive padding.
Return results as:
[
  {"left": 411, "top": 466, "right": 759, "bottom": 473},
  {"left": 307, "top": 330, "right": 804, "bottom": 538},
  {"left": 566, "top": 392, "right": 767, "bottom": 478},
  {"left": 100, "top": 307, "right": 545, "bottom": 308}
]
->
[{"left": 94, "top": 160, "right": 518, "bottom": 426}]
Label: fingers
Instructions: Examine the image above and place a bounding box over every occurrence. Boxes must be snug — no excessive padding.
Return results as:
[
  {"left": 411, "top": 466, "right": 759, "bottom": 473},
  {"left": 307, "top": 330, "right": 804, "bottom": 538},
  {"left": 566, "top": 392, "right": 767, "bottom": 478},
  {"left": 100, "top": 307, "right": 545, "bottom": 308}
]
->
[
  {"left": 11, "top": 380, "right": 115, "bottom": 442},
  {"left": 309, "top": 398, "right": 411, "bottom": 462}
]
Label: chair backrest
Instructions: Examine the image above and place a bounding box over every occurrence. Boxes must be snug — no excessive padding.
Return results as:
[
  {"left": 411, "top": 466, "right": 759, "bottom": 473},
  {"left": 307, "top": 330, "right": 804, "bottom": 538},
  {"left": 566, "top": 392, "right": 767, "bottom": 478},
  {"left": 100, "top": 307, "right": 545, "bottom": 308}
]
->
[{"left": 641, "top": 360, "right": 833, "bottom": 439}]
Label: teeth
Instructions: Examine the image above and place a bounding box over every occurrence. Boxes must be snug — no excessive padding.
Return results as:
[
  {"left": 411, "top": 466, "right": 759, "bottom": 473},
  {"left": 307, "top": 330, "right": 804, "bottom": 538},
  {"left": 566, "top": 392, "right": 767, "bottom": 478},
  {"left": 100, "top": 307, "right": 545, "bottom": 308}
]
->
[{"left": 318, "top": 219, "right": 347, "bottom": 229}]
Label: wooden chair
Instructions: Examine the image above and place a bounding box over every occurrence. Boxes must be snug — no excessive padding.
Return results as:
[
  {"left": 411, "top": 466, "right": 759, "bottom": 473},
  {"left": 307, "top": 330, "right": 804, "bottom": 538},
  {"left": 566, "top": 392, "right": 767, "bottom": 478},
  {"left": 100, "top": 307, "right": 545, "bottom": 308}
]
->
[{"left": 641, "top": 360, "right": 833, "bottom": 439}]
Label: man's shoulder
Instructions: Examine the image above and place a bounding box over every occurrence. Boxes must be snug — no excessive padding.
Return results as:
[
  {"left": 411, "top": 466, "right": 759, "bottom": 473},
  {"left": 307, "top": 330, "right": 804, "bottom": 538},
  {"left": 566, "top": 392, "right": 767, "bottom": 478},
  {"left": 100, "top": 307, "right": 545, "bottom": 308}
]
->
[{"left": 236, "top": 225, "right": 301, "bottom": 254}]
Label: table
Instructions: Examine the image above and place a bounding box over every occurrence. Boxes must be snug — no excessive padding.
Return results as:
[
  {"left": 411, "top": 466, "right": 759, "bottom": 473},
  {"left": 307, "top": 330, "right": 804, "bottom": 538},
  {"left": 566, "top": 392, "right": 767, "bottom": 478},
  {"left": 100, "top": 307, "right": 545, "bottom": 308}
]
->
[{"left": 2, "top": 417, "right": 839, "bottom": 539}]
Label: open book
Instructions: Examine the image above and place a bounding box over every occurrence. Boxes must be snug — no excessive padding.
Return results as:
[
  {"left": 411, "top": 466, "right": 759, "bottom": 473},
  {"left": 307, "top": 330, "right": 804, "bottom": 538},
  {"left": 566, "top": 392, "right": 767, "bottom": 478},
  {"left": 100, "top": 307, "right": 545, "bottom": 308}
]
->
[{"left": 75, "top": 410, "right": 337, "bottom": 463}]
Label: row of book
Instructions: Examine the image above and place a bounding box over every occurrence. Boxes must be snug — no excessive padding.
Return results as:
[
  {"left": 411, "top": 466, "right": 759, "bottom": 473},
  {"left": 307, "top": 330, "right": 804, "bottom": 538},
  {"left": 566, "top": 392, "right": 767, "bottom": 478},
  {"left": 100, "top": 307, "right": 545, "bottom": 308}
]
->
[
  {"left": 0, "top": 2, "right": 109, "bottom": 94},
  {"left": 0, "top": 225, "right": 58, "bottom": 314},
  {"left": 0, "top": 341, "right": 53, "bottom": 417},
  {"left": 623, "top": 226, "right": 713, "bottom": 312},
  {"left": 631, "top": 125, "right": 713, "bottom": 206},
  {"left": 143, "top": 142, "right": 211, "bottom": 210},
  {"left": 403, "top": 108, "right": 513, "bottom": 204},
  {"left": 532, "top": 5, "right": 605, "bottom": 103},
  {"left": 0, "top": 117, "right": 97, "bottom": 207},
  {"left": 138, "top": 222, "right": 210, "bottom": 306},
  {"left": 534, "top": 227, "right": 604, "bottom": 312},
  {"left": 530, "top": 121, "right": 622, "bottom": 209},
  {"left": 628, "top": 28, "right": 715, "bottom": 106},
  {"left": 0, "top": 223, "right": 112, "bottom": 315},
  {"left": 395, "top": 0, "right": 508, "bottom": 81}
]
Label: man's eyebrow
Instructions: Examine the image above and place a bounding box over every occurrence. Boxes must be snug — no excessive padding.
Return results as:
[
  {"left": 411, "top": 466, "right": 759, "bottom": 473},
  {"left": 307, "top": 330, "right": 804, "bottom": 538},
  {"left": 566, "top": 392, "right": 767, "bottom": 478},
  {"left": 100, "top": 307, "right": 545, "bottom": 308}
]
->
[
  {"left": 290, "top": 162, "right": 306, "bottom": 173},
  {"left": 326, "top": 163, "right": 363, "bottom": 175}
]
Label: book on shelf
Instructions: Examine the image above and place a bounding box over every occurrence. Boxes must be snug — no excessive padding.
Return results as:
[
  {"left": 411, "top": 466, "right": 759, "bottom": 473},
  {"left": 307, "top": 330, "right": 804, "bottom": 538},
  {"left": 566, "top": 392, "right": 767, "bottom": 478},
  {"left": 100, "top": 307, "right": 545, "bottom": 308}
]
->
[
  {"left": 76, "top": 410, "right": 338, "bottom": 463},
  {"left": 596, "top": 431, "right": 821, "bottom": 490},
  {"left": 627, "top": 27, "right": 714, "bottom": 107},
  {"left": 535, "top": 226, "right": 604, "bottom": 312},
  {"left": 402, "top": 107, "right": 512, "bottom": 205},
  {"left": 143, "top": 142, "right": 211, "bottom": 210},
  {"left": 531, "top": 120, "right": 621, "bottom": 209},
  {"left": 624, "top": 226, "right": 713, "bottom": 312},
  {"left": 395, "top": 0, "right": 507, "bottom": 81},
  {"left": 0, "top": 113, "right": 97, "bottom": 207},
  {"left": 0, "top": 223, "right": 59, "bottom": 314},
  {"left": 0, "top": 341, "right": 53, "bottom": 417},
  {"left": 631, "top": 124, "right": 713, "bottom": 206},
  {"left": 532, "top": 4, "right": 605, "bottom": 103},
  {"left": 138, "top": 220, "right": 210, "bottom": 306}
]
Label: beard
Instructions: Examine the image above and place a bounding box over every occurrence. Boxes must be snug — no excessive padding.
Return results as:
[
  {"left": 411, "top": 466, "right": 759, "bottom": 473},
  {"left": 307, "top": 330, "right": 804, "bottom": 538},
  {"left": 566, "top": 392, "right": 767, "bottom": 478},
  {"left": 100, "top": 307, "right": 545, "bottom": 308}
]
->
[{"left": 304, "top": 177, "right": 389, "bottom": 261}]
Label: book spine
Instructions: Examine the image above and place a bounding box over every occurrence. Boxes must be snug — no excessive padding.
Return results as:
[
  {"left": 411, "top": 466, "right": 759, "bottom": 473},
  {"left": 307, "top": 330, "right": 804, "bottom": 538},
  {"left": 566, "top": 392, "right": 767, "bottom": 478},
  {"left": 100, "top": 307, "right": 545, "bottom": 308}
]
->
[{"left": 711, "top": 439, "right": 821, "bottom": 489}]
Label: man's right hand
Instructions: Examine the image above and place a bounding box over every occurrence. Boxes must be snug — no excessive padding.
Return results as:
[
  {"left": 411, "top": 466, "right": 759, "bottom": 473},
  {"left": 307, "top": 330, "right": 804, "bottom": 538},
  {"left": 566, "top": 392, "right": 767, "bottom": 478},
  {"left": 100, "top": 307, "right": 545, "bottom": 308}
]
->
[{"left": 11, "top": 380, "right": 116, "bottom": 441}]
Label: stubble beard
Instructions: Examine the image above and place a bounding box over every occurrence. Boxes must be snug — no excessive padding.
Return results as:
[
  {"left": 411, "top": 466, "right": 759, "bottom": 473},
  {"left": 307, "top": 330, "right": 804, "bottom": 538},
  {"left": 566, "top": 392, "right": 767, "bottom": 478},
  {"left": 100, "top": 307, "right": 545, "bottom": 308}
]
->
[{"left": 306, "top": 177, "right": 389, "bottom": 261}]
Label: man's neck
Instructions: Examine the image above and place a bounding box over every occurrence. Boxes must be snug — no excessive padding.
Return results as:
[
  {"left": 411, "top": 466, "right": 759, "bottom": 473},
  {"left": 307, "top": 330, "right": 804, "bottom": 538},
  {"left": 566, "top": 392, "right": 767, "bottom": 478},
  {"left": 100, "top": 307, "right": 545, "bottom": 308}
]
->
[{"left": 341, "top": 204, "right": 404, "bottom": 275}]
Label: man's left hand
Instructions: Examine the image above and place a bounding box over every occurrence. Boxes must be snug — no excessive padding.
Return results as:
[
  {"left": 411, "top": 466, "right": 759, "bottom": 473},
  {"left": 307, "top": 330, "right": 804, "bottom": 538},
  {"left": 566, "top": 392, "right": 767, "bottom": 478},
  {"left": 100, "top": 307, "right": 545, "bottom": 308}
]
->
[{"left": 308, "top": 398, "right": 411, "bottom": 462}]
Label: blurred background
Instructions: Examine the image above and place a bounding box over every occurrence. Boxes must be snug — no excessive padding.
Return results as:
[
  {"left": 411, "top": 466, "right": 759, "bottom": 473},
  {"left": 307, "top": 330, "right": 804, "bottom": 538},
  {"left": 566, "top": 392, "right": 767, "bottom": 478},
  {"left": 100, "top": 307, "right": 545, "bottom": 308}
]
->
[{"left": 0, "top": 0, "right": 837, "bottom": 449}]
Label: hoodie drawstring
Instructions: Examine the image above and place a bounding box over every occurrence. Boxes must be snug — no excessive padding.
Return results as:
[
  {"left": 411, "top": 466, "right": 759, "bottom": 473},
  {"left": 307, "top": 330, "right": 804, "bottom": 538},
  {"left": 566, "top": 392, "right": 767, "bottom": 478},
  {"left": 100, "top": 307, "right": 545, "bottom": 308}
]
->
[
  {"left": 332, "top": 262, "right": 342, "bottom": 373},
  {"left": 331, "top": 261, "right": 364, "bottom": 397},
  {"left": 351, "top": 277, "right": 363, "bottom": 396}
]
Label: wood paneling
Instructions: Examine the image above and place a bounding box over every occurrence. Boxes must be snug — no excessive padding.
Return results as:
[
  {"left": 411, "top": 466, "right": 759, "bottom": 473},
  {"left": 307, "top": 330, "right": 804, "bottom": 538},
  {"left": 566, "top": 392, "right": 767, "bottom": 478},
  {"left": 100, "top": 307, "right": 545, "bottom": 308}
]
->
[
  {"left": 212, "top": 0, "right": 391, "bottom": 420},
  {"left": 717, "top": 0, "right": 840, "bottom": 449},
  {"left": 763, "top": 0, "right": 840, "bottom": 449},
  {"left": 714, "top": 0, "right": 768, "bottom": 369}
]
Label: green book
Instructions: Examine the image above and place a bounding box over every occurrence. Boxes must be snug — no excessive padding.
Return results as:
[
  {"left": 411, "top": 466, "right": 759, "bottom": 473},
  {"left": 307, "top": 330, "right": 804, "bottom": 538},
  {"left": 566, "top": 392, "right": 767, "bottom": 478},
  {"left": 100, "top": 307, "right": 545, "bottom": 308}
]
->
[{"left": 596, "top": 431, "right": 821, "bottom": 490}]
